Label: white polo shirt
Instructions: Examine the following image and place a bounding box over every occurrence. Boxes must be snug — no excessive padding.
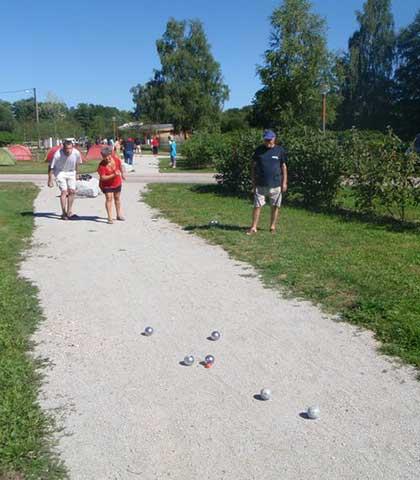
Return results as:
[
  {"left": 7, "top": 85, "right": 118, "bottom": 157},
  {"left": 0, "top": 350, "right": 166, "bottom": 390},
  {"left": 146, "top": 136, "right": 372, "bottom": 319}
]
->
[{"left": 50, "top": 149, "right": 82, "bottom": 176}]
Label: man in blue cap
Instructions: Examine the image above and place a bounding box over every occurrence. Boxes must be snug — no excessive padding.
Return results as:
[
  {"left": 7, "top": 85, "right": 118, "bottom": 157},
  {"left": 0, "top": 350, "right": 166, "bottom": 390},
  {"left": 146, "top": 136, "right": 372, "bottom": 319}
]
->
[{"left": 247, "top": 129, "right": 288, "bottom": 234}]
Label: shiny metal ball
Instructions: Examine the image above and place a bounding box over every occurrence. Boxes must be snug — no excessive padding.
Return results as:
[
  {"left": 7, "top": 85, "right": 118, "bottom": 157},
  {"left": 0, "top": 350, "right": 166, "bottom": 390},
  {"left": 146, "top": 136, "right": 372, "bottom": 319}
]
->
[
  {"left": 183, "top": 355, "right": 195, "bottom": 366},
  {"left": 260, "top": 388, "right": 272, "bottom": 401},
  {"left": 205, "top": 355, "right": 215, "bottom": 365},
  {"left": 307, "top": 405, "right": 320, "bottom": 419},
  {"left": 144, "top": 326, "right": 154, "bottom": 336},
  {"left": 210, "top": 330, "right": 221, "bottom": 341}
]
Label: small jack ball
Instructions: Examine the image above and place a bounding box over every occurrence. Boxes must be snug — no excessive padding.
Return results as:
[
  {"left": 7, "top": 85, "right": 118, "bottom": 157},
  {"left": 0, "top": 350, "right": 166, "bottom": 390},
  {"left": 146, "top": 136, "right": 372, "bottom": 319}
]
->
[
  {"left": 184, "top": 355, "right": 195, "bottom": 366},
  {"left": 144, "top": 326, "right": 154, "bottom": 336},
  {"left": 211, "top": 331, "right": 221, "bottom": 341},
  {"left": 307, "top": 406, "right": 320, "bottom": 419},
  {"left": 260, "top": 388, "right": 272, "bottom": 401},
  {"left": 205, "top": 355, "right": 215, "bottom": 365}
]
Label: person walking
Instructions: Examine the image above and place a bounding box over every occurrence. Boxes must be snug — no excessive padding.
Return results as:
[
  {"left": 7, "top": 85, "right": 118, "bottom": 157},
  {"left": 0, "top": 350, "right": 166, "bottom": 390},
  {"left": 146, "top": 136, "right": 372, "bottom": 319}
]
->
[
  {"left": 122, "top": 137, "right": 135, "bottom": 165},
  {"left": 151, "top": 135, "right": 159, "bottom": 156},
  {"left": 97, "top": 146, "right": 126, "bottom": 224},
  {"left": 247, "top": 130, "right": 288, "bottom": 235},
  {"left": 168, "top": 135, "right": 177, "bottom": 168},
  {"left": 47, "top": 139, "right": 82, "bottom": 220}
]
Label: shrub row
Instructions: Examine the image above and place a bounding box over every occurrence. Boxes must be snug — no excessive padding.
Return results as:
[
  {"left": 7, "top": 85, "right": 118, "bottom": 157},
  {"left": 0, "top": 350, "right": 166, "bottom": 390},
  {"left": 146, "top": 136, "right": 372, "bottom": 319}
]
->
[{"left": 181, "top": 128, "right": 419, "bottom": 221}]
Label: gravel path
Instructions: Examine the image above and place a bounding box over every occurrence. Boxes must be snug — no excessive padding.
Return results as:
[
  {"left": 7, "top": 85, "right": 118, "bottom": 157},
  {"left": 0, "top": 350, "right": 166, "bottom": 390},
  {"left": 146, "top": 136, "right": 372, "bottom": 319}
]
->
[{"left": 20, "top": 157, "right": 420, "bottom": 479}]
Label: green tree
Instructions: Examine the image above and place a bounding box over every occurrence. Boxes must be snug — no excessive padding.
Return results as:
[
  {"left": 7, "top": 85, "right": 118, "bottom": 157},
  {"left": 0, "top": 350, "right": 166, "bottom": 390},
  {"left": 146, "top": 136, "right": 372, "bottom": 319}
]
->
[
  {"left": 0, "top": 101, "right": 17, "bottom": 132},
  {"left": 395, "top": 10, "right": 420, "bottom": 139},
  {"left": 220, "top": 106, "right": 252, "bottom": 133},
  {"left": 12, "top": 98, "right": 36, "bottom": 123},
  {"left": 252, "top": 0, "right": 332, "bottom": 129},
  {"left": 131, "top": 18, "right": 229, "bottom": 135},
  {"left": 342, "top": 0, "right": 395, "bottom": 130}
]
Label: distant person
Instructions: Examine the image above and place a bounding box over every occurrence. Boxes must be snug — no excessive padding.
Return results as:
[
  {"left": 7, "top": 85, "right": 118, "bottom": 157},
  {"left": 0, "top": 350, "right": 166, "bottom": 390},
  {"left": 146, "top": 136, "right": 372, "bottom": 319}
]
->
[
  {"left": 247, "top": 129, "right": 288, "bottom": 235},
  {"left": 135, "top": 138, "right": 142, "bottom": 154},
  {"left": 114, "top": 138, "right": 121, "bottom": 155},
  {"left": 168, "top": 135, "right": 177, "bottom": 168},
  {"left": 151, "top": 135, "right": 159, "bottom": 155},
  {"left": 47, "top": 139, "right": 82, "bottom": 220},
  {"left": 97, "top": 146, "right": 126, "bottom": 224},
  {"left": 122, "top": 137, "right": 135, "bottom": 165}
]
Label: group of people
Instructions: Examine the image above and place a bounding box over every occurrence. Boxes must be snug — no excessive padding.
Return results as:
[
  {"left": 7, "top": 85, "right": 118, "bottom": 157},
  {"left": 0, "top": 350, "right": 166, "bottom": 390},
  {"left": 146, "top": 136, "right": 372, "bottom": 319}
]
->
[
  {"left": 47, "top": 129, "right": 288, "bottom": 233},
  {"left": 48, "top": 140, "right": 125, "bottom": 224}
]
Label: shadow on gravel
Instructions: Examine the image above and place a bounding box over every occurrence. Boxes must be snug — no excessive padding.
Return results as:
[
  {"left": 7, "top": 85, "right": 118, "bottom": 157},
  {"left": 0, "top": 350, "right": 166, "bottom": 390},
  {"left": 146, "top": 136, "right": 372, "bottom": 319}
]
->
[{"left": 21, "top": 211, "right": 107, "bottom": 223}]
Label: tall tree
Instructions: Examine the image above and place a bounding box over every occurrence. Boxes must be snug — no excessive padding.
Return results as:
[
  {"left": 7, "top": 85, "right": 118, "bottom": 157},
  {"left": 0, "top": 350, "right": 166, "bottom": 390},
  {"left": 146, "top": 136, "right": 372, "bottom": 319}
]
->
[
  {"left": 131, "top": 18, "right": 229, "bottom": 135},
  {"left": 343, "top": 0, "right": 395, "bottom": 129},
  {"left": 0, "top": 101, "right": 16, "bottom": 132},
  {"left": 252, "top": 0, "right": 333, "bottom": 129},
  {"left": 395, "top": 9, "right": 420, "bottom": 138}
]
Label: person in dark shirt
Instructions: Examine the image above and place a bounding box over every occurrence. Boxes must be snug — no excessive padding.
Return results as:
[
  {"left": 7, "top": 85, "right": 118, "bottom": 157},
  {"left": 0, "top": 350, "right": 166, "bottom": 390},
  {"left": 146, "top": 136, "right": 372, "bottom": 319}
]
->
[
  {"left": 247, "top": 129, "right": 288, "bottom": 235},
  {"left": 122, "top": 137, "right": 135, "bottom": 165}
]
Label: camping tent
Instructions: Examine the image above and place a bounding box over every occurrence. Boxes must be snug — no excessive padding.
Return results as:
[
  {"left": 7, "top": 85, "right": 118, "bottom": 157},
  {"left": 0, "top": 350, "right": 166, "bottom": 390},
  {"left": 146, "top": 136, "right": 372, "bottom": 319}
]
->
[
  {"left": 7, "top": 144, "right": 32, "bottom": 161},
  {"left": 0, "top": 148, "right": 16, "bottom": 166},
  {"left": 86, "top": 144, "right": 103, "bottom": 160}
]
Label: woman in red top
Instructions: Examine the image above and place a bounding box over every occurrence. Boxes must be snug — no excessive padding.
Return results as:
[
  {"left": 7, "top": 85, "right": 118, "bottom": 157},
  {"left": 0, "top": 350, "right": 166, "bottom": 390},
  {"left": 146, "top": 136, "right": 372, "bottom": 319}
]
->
[{"left": 97, "top": 146, "right": 126, "bottom": 224}]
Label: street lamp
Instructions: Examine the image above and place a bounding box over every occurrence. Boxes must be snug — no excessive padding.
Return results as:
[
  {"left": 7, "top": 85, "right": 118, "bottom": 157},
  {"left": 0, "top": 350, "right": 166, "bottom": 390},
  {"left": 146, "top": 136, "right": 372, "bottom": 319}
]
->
[
  {"left": 321, "top": 84, "right": 330, "bottom": 134},
  {"left": 0, "top": 87, "right": 40, "bottom": 148},
  {"left": 112, "top": 116, "right": 116, "bottom": 140}
]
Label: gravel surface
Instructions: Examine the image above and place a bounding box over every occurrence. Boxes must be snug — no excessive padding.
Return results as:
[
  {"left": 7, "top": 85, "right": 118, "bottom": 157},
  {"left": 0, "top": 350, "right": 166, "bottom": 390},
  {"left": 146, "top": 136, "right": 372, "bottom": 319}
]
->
[{"left": 20, "top": 159, "right": 420, "bottom": 479}]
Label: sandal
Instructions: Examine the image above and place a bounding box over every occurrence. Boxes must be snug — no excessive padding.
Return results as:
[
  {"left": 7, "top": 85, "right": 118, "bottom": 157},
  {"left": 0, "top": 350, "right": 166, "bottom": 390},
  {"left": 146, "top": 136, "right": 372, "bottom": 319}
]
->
[
  {"left": 116, "top": 216, "right": 125, "bottom": 221},
  {"left": 107, "top": 219, "right": 114, "bottom": 224},
  {"left": 246, "top": 228, "right": 257, "bottom": 236}
]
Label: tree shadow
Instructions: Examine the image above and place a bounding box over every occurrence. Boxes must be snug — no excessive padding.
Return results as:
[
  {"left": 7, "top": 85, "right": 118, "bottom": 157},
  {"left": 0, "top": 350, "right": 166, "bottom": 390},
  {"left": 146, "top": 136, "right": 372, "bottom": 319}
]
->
[
  {"left": 20, "top": 211, "right": 107, "bottom": 223},
  {"left": 285, "top": 197, "right": 420, "bottom": 234}
]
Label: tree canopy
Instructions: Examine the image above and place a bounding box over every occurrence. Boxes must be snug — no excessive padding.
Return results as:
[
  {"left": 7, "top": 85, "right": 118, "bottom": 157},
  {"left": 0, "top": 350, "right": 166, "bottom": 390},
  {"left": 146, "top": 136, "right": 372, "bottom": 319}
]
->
[{"left": 131, "top": 18, "right": 229, "bottom": 135}]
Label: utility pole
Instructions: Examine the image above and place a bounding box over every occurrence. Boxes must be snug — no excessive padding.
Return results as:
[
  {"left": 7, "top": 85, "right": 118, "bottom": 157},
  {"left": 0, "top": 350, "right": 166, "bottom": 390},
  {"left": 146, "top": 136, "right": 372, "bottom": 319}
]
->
[
  {"left": 321, "top": 84, "right": 329, "bottom": 134},
  {"left": 112, "top": 116, "right": 116, "bottom": 139},
  {"left": 33, "top": 87, "right": 41, "bottom": 148}
]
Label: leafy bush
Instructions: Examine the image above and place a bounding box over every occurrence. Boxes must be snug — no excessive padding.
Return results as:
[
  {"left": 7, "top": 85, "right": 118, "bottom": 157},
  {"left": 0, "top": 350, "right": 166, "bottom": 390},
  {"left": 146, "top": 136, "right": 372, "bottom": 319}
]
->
[
  {"left": 348, "top": 128, "right": 419, "bottom": 221},
  {"left": 215, "top": 129, "right": 261, "bottom": 195},
  {"left": 284, "top": 129, "right": 345, "bottom": 206},
  {"left": 182, "top": 132, "right": 232, "bottom": 169},
  {"left": 0, "top": 132, "right": 20, "bottom": 147}
]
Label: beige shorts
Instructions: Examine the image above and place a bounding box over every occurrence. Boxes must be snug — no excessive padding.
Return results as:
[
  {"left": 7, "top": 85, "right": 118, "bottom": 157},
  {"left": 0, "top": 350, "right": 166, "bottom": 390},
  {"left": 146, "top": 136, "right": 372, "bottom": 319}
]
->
[
  {"left": 254, "top": 186, "right": 282, "bottom": 207},
  {"left": 56, "top": 171, "right": 76, "bottom": 192}
]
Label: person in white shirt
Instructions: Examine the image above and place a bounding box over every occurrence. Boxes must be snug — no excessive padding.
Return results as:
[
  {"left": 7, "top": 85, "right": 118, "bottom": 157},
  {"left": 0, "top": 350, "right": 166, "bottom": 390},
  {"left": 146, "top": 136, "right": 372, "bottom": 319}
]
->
[{"left": 48, "top": 140, "right": 82, "bottom": 220}]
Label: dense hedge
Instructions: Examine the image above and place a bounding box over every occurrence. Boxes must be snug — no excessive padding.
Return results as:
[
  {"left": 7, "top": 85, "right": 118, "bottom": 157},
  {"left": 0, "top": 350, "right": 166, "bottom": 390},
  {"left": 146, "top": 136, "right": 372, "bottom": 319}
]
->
[{"left": 183, "top": 128, "right": 419, "bottom": 220}]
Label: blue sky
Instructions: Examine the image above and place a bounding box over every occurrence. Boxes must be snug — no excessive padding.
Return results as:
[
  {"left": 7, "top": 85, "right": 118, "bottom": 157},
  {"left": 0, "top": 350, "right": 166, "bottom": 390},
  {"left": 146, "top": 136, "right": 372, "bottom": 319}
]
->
[{"left": 1, "top": 0, "right": 418, "bottom": 111}]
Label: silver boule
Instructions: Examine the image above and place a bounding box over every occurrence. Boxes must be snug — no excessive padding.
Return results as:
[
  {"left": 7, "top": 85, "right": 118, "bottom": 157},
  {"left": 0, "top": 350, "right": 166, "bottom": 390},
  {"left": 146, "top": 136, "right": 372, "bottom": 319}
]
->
[
  {"left": 144, "top": 326, "right": 154, "bottom": 336},
  {"left": 205, "top": 355, "right": 215, "bottom": 365},
  {"left": 307, "top": 405, "right": 320, "bottom": 419},
  {"left": 260, "top": 388, "right": 272, "bottom": 401},
  {"left": 210, "top": 330, "right": 221, "bottom": 341},
  {"left": 183, "top": 355, "right": 195, "bottom": 366}
]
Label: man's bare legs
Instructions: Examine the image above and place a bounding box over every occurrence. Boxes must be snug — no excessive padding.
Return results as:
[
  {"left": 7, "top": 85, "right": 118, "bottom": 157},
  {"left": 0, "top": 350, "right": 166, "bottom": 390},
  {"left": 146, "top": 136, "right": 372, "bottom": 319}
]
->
[
  {"left": 270, "top": 206, "right": 280, "bottom": 232},
  {"left": 59, "top": 191, "right": 68, "bottom": 218},
  {"left": 247, "top": 206, "right": 262, "bottom": 234},
  {"left": 66, "top": 191, "right": 75, "bottom": 218}
]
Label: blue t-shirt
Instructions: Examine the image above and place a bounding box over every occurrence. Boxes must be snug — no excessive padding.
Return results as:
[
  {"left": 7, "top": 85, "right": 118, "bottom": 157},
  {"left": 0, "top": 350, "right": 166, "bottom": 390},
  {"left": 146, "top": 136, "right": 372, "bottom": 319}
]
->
[
  {"left": 253, "top": 144, "right": 287, "bottom": 188},
  {"left": 170, "top": 141, "right": 177, "bottom": 157}
]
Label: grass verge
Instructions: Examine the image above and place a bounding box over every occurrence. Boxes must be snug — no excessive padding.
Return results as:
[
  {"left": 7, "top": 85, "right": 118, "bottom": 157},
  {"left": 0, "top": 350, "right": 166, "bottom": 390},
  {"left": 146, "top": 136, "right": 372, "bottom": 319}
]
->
[
  {"left": 0, "top": 160, "right": 99, "bottom": 175},
  {"left": 159, "top": 157, "right": 216, "bottom": 174},
  {"left": 0, "top": 183, "right": 66, "bottom": 479},
  {"left": 144, "top": 183, "right": 420, "bottom": 369}
]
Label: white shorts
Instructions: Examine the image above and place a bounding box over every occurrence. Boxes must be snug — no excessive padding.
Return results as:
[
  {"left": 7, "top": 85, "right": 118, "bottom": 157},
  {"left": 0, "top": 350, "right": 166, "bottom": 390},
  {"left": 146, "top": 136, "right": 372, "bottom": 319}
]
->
[
  {"left": 254, "top": 186, "right": 282, "bottom": 207},
  {"left": 56, "top": 171, "right": 76, "bottom": 192}
]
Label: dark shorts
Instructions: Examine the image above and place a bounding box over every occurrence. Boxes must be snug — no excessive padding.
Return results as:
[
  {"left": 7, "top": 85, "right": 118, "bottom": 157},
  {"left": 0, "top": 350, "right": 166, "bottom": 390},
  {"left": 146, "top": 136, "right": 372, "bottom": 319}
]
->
[{"left": 102, "top": 185, "right": 122, "bottom": 194}]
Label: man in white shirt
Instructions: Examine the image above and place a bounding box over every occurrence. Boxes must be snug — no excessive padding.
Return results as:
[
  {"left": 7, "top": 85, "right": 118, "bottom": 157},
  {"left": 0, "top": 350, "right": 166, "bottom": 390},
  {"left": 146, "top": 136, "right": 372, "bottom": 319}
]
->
[{"left": 48, "top": 140, "right": 82, "bottom": 219}]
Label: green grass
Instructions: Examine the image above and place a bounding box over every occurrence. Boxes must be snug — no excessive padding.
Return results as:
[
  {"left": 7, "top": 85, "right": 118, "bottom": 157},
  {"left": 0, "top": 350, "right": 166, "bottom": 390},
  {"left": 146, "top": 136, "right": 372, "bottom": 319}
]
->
[
  {"left": 0, "top": 183, "right": 66, "bottom": 479},
  {"left": 0, "top": 160, "right": 99, "bottom": 175},
  {"left": 159, "top": 157, "right": 217, "bottom": 174},
  {"left": 144, "top": 183, "right": 420, "bottom": 369}
]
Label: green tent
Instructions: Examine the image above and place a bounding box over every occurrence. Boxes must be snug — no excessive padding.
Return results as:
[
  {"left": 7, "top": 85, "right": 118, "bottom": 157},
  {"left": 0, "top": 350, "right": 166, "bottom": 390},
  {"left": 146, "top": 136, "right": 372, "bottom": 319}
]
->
[{"left": 0, "top": 148, "right": 16, "bottom": 166}]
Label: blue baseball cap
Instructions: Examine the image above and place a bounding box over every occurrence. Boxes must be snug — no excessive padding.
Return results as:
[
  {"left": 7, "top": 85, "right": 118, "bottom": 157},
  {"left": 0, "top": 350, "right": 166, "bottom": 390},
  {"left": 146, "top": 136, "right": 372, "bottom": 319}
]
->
[{"left": 263, "top": 129, "right": 276, "bottom": 140}]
